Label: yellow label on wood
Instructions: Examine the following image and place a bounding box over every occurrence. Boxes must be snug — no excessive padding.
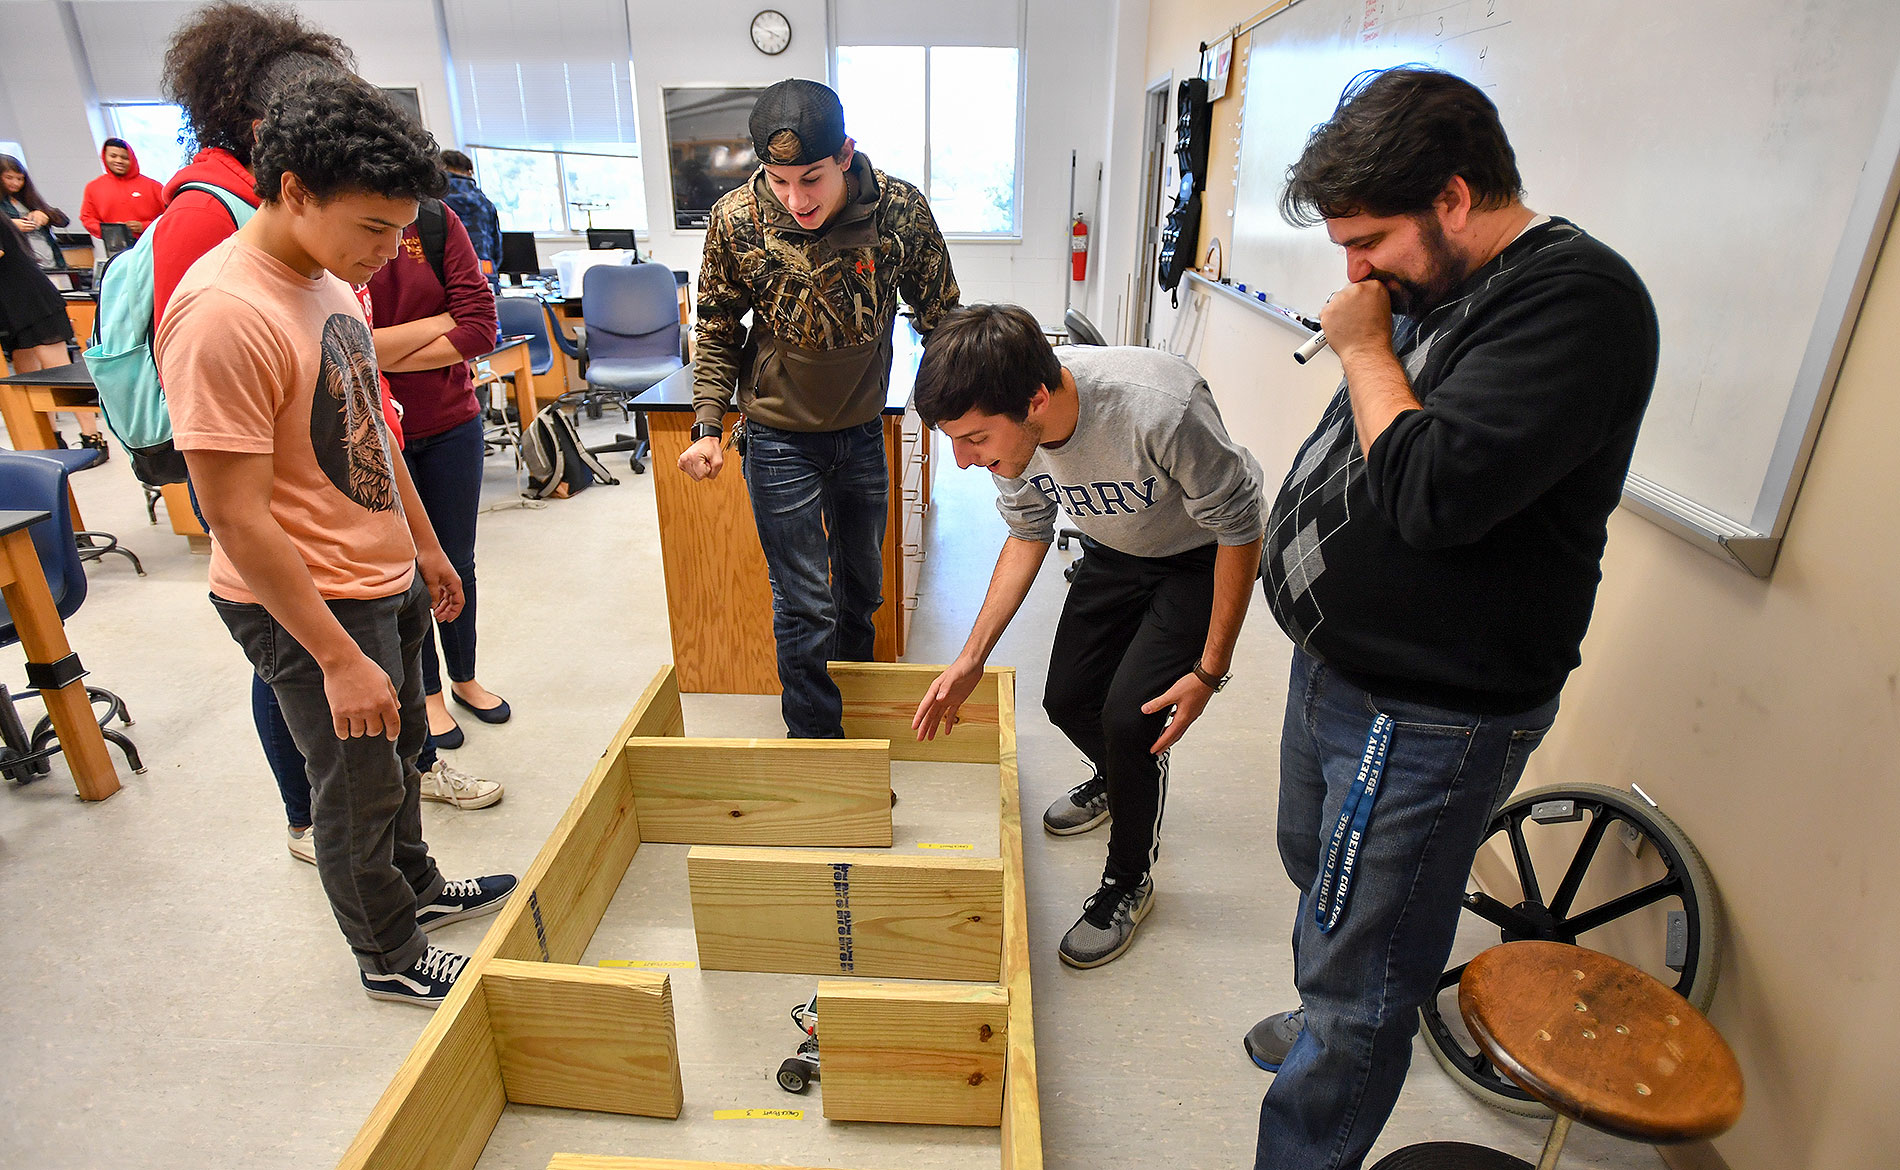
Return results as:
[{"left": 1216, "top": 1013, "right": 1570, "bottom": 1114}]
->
[
  {"left": 917, "top": 843, "right": 975, "bottom": 850},
  {"left": 711, "top": 1108, "right": 804, "bottom": 1120},
  {"left": 595, "top": 959, "right": 698, "bottom": 969}
]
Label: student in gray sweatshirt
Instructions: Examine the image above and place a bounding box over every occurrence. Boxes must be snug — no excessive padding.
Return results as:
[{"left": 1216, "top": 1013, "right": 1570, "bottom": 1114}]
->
[{"left": 910, "top": 303, "right": 1265, "bottom": 968}]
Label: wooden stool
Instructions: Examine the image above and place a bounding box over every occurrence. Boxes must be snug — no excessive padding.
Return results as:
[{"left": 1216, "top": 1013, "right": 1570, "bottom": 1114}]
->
[{"left": 1459, "top": 940, "right": 1742, "bottom": 1169}]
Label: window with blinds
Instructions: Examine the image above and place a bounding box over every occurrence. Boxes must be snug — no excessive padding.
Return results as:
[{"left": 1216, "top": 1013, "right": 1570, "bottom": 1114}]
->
[
  {"left": 443, "top": 0, "right": 646, "bottom": 234},
  {"left": 832, "top": 0, "right": 1024, "bottom": 236},
  {"left": 442, "top": 0, "right": 636, "bottom": 152}
]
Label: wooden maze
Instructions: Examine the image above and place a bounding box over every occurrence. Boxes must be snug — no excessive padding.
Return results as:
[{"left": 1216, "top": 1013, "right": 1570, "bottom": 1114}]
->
[{"left": 335, "top": 662, "right": 1041, "bottom": 1170}]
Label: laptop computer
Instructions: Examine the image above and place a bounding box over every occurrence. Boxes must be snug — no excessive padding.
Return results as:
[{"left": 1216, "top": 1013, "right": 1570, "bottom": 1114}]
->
[{"left": 99, "top": 223, "right": 133, "bottom": 257}]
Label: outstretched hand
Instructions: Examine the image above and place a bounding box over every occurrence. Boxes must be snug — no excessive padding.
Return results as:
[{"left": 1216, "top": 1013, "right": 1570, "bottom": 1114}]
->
[
  {"left": 913, "top": 659, "right": 984, "bottom": 742},
  {"left": 1140, "top": 672, "right": 1215, "bottom": 754}
]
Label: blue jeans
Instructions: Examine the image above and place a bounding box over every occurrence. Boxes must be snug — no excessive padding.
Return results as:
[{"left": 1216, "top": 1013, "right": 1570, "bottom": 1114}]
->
[
  {"left": 1256, "top": 647, "right": 1557, "bottom": 1170},
  {"left": 402, "top": 416, "right": 486, "bottom": 694},
  {"left": 741, "top": 418, "right": 888, "bottom": 738}
]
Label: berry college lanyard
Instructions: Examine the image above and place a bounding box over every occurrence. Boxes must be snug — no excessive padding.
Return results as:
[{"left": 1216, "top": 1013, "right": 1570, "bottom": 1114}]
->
[{"left": 1312, "top": 713, "right": 1394, "bottom": 934}]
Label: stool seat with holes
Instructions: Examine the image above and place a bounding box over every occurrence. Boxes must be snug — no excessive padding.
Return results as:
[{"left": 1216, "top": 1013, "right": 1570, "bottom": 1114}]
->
[{"left": 1372, "top": 941, "right": 1742, "bottom": 1170}]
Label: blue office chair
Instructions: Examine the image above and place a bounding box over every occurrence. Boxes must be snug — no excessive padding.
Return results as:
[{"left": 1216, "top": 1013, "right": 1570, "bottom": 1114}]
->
[
  {"left": 548, "top": 263, "right": 684, "bottom": 474},
  {"left": 34, "top": 445, "right": 144, "bottom": 576},
  {"left": 496, "top": 296, "right": 557, "bottom": 391},
  {"left": 484, "top": 296, "right": 563, "bottom": 460},
  {"left": 0, "top": 452, "right": 142, "bottom": 784}
]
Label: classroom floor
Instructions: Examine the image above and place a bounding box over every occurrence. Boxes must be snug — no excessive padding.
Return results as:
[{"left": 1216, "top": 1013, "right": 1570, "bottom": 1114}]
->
[{"left": 0, "top": 415, "right": 1663, "bottom": 1170}]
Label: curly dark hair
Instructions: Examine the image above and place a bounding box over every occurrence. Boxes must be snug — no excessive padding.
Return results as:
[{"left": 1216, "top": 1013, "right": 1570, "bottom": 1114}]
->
[
  {"left": 252, "top": 76, "right": 446, "bottom": 204},
  {"left": 161, "top": 1, "right": 353, "bottom": 168},
  {"left": 914, "top": 304, "right": 1062, "bottom": 429},
  {"left": 1280, "top": 66, "right": 1522, "bottom": 227}
]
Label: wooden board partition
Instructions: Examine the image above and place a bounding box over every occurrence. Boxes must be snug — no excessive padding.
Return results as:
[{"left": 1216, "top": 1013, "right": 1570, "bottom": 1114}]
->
[
  {"left": 334, "top": 978, "right": 507, "bottom": 1170},
  {"left": 625, "top": 737, "right": 893, "bottom": 846},
  {"left": 687, "top": 847, "right": 1004, "bottom": 981},
  {"left": 483, "top": 959, "right": 683, "bottom": 1118},
  {"left": 478, "top": 666, "right": 677, "bottom": 966},
  {"left": 339, "top": 664, "right": 1039, "bottom": 1170},
  {"left": 996, "top": 673, "right": 1043, "bottom": 1168},
  {"left": 833, "top": 661, "right": 1001, "bottom": 764},
  {"left": 816, "top": 982, "right": 1009, "bottom": 1126}
]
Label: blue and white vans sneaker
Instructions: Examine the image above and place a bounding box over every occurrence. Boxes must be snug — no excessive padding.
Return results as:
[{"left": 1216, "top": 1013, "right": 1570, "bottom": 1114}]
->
[
  {"left": 415, "top": 874, "right": 518, "bottom": 932},
  {"left": 361, "top": 945, "right": 469, "bottom": 1005}
]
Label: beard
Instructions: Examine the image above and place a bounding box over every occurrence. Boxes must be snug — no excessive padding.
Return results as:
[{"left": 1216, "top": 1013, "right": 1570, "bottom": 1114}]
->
[{"left": 1375, "top": 214, "right": 1466, "bottom": 317}]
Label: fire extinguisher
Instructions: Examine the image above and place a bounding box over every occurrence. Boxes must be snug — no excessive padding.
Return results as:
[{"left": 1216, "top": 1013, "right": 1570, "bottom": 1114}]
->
[{"left": 1070, "top": 213, "right": 1089, "bottom": 282}]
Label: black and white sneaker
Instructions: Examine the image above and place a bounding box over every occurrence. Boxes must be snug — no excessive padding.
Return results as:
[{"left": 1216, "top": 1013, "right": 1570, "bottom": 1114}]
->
[
  {"left": 416, "top": 874, "right": 518, "bottom": 932},
  {"left": 1057, "top": 875, "right": 1154, "bottom": 968},
  {"left": 1043, "top": 770, "right": 1110, "bottom": 836},
  {"left": 361, "top": 945, "right": 469, "bottom": 1005}
]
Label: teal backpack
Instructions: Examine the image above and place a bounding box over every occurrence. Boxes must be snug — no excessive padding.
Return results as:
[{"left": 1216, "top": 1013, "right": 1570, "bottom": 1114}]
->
[{"left": 84, "top": 182, "right": 254, "bottom": 485}]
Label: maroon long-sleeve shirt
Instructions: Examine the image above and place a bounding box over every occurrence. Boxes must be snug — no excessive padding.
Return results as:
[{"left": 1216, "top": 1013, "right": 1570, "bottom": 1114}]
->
[{"left": 367, "top": 202, "right": 498, "bottom": 440}]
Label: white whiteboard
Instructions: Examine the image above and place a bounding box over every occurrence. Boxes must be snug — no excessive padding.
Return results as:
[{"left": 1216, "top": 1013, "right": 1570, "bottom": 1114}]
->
[{"left": 1229, "top": 0, "right": 1900, "bottom": 566}]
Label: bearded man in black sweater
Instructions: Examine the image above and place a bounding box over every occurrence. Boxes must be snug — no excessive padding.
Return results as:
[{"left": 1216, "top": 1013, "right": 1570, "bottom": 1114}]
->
[{"left": 1242, "top": 67, "right": 1659, "bottom": 1170}]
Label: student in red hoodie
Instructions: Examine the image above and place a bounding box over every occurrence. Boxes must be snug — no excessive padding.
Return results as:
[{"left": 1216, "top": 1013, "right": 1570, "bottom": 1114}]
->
[
  {"left": 152, "top": 2, "right": 501, "bottom": 864},
  {"left": 78, "top": 139, "right": 165, "bottom": 242},
  {"left": 367, "top": 201, "right": 508, "bottom": 749}
]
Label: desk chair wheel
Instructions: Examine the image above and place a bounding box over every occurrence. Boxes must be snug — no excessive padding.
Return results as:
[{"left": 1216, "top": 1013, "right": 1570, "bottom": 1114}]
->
[{"left": 1421, "top": 784, "right": 1722, "bottom": 1117}]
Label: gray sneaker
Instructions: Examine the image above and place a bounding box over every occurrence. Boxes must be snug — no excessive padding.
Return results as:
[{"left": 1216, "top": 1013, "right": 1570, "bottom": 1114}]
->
[
  {"left": 1043, "top": 771, "right": 1110, "bottom": 835},
  {"left": 1243, "top": 1007, "right": 1305, "bottom": 1071},
  {"left": 1057, "top": 875, "right": 1154, "bottom": 968}
]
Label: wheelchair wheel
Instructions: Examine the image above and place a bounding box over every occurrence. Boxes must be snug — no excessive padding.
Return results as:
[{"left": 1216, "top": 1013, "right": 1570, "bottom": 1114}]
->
[{"left": 1419, "top": 783, "right": 1721, "bottom": 1116}]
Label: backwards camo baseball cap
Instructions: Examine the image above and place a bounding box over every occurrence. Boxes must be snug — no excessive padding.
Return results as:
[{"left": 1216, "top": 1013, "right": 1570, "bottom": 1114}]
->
[{"left": 750, "top": 79, "right": 847, "bottom": 166}]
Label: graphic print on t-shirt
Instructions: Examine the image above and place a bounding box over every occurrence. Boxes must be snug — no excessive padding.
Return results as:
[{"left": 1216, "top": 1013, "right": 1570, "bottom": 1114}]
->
[
  {"left": 310, "top": 312, "right": 397, "bottom": 512},
  {"left": 1026, "top": 473, "right": 1163, "bottom": 519}
]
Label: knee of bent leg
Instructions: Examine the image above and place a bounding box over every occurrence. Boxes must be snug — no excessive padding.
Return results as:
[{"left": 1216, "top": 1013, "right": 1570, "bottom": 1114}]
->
[{"left": 1041, "top": 683, "right": 1090, "bottom": 736}]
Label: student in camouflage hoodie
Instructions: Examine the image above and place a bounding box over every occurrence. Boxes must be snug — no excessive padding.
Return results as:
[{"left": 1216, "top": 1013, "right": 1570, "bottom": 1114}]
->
[{"left": 680, "top": 78, "right": 959, "bottom": 739}]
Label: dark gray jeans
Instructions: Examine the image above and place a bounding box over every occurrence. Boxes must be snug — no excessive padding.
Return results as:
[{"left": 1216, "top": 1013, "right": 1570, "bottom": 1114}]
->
[{"left": 212, "top": 574, "right": 444, "bottom": 975}]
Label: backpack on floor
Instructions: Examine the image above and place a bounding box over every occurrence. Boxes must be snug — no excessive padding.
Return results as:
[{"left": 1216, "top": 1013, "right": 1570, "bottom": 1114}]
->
[
  {"left": 521, "top": 402, "right": 617, "bottom": 498},
  {"left": 84, "top": 182, "right": 254, "bottom": 486}
]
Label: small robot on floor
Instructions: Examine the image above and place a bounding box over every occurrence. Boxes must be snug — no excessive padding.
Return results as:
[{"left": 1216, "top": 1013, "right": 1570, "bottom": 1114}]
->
[{"left": 776, "top": 993, "right": 821, "bottom": 1093}]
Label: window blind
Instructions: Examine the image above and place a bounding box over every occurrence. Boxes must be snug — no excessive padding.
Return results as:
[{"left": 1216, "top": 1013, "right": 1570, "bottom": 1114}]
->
[
  {"left": 832, "top": 0, "right": 1022, "bottom": 48},
  {"left": 442, "top": 0, "right": 636, "bottom": 150}
]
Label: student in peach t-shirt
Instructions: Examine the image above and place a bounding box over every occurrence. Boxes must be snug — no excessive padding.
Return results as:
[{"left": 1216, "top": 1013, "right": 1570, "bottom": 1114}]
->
[{"left": 155, "top": 77, "right": 513, "bottom": 1007}]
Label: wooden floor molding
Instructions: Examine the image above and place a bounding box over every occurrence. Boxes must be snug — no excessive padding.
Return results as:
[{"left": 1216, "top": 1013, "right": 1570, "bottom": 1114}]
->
[{"left": 335, "top": 662, "right": 1040, "bottom": 1170}]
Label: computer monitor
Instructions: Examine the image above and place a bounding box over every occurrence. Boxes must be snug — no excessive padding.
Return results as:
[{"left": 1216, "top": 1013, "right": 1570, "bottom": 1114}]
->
[
  {"left": 663, "top": 86, "right": 766, "bottom": 229},
  {"left": 99, "top": 223, "right": 133, "bottom": 257},
  {"left": 499, "top": 231, "right": 542, "bottom": 285},
  {"left": 586, "top": 228, "right": 638, "bottom": 253}
]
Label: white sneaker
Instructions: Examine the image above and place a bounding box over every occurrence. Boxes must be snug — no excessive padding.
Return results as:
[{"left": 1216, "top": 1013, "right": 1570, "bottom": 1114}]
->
[
  {"left": 419, "top": 760, "right": 503, "bottom": 809},
  {"left": 286, "top": 825, "right": 317, "bottom": 865}
]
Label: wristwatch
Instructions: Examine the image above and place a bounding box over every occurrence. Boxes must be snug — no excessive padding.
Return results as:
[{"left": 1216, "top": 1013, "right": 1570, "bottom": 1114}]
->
[
  {"left": 692, "top": 422, "right": 722, "bottom": 442},
  {"left": 1192, "top": 662, "right": 1231, "bottom": 692}
]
